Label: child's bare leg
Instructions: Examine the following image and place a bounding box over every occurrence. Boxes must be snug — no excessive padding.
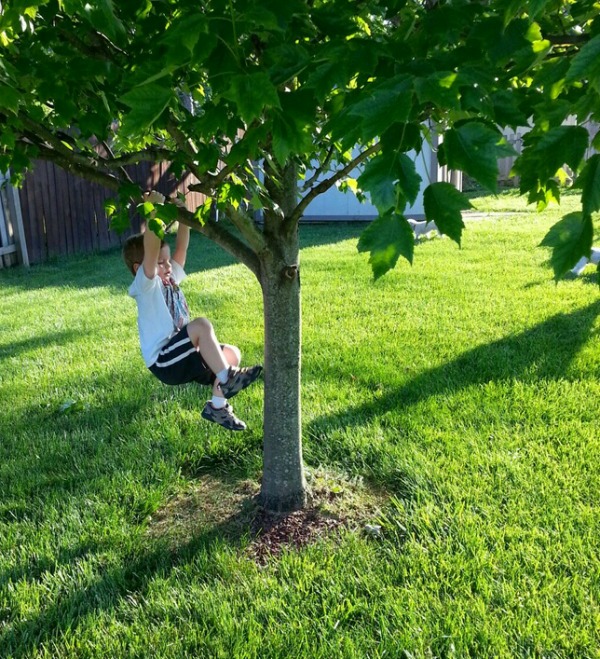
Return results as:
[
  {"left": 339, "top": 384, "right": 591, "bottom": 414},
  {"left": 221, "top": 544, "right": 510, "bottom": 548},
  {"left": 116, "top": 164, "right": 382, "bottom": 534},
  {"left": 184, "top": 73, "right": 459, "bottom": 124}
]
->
[
  {"left": 186, "top": 317, "right": 229, "bottom": 375},
  {"left": 222, "top": 344, "right": 241, "bottom": 368},
  {"left": 186, "top": 319, "right": 244, "bottom": 393}
]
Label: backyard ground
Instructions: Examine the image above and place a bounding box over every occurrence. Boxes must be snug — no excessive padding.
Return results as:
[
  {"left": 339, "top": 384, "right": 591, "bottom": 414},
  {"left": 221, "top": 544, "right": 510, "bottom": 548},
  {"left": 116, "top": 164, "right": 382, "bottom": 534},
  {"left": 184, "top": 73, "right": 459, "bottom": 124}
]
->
[{"left": 0, "top": 191, "right": 599, "bottom": 658}]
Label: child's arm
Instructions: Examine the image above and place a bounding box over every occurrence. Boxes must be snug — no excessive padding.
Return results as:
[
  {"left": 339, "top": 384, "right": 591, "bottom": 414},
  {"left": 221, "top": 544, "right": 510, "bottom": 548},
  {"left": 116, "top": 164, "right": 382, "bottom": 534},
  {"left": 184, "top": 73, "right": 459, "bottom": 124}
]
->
[
  {"left": 140, "top": 191, "right": 164, "bottom": 279},
  {"left": 172, "top": 222, "right": 190, "bottom": 269},
  {"left": 141, "top": 225, "right": 162, "bottom": 279}
]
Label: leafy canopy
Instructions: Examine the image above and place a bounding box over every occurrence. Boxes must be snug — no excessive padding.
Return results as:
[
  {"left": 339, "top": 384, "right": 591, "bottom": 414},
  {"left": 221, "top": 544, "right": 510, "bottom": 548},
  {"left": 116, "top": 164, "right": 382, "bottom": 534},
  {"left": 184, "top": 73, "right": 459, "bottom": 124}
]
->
[{"left": 1, "top": 0, "right": 600, "bottom": 278}]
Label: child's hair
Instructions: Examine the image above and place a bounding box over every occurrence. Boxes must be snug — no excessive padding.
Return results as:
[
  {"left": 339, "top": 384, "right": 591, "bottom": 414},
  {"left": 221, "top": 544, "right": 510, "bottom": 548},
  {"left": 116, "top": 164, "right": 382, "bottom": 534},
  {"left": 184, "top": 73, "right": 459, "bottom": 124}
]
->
[{"left": 122, "top": 233, "right": 165, "bottom": 276}]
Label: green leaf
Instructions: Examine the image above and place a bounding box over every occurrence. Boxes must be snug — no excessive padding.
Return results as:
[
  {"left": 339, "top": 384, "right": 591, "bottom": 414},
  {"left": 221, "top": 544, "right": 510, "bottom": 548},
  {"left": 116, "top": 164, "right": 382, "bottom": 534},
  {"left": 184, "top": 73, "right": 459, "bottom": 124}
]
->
[
  {"left": 119, "top": 84, "right": 172, "bottom": 132},
  {"left": 224, "top": 73, "right": 280, "bottom": 124},
  {"left": 380, "top": 123, "right": 423, "bottom": 154},
  {"left": 357, "top": 154, "right": 397, "bottom": 215},
  {"left": 147, "top": 217, "right": 166, "bottom": 239},
  {"left": 271, "top": 111, "right": 312, "bottom": 165},
  {"left": 103, "top": 198, "right": 117, "bottom": 218},
  {"left": 139, "top": 201, "right": 155, "bottom": 218},
  {"left": 566, "top": 34, "right": 600, "bottom": 91},
  {"left": 109, "top": 206, "right": 131, "bottom": 234},
  {"left": 490, "top": 90, "right": 528, "bottom": 127},
  {"left": 154, "top": 204, "right": 179, "bottom": 223},
  {"left": 423, "top": 182, "right": 473, "bottom": 245},
  {"left": 194, "top": 198, "right": 213, "bottom": 225},
  {"left": 118, "top": 182, "right": 142, "bottom": 203},
  {"left": 58, "top": 398, "right": 87, "bottom": 415},
  {"left": 357, "top": 212, "right": 414, "bottom": 280},
  {"left": 356, "top": 151, "right": 422, "bottom": 214},
  {"left": 348, "top": 76, "right": 413, "bottom": 140},
  {"left": 537, "top": 125, "right": 589, "bottom": 173},
  {"left": 527, "top": 179, "right": 561, "bottom": 211},
  {"left": 415, "top": 72, "right": 460, "bottom": 111},
  {"left": 503, "top": 0, "right": 551, "bottom": 21},
  {"left": 82, "top": 0, "right": 125, "bottom": 42},
  {"left": 161, "top": 14, "right": 208, "bottom": 52},
  {"left": 395, "top": 154, "right": 422, "bottom": 206},
  {"left": 575, "top": 154, "right": 600, "bottom": 216},
  {"left": 540, "top": 212, "right": 593, "bottom": 280},
  {"left": 441, "top": 122, "right": 513, "bottom": 192},
  {"left": 0, "top": 83, "right": 19, "bottom": 114},
  {"left": 515, "top": 126, "right": 589, "bottom": 190}
]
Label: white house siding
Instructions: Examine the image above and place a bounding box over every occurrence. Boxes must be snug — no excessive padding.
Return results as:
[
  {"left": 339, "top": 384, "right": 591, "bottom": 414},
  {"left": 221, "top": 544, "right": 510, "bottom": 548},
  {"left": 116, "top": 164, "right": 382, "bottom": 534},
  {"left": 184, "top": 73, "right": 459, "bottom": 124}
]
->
[{"left": 301, "top": 138, "right": 436, "bottom": 220}]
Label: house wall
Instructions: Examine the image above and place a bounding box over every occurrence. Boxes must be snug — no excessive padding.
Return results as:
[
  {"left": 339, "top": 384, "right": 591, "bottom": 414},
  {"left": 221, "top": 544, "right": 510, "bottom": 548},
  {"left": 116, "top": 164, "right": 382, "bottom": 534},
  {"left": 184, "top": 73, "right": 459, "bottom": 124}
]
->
[
  {"left": 497, "top": 119, "right": 600, "bottom": 185},
  {"left": 302, "top": 140, "right": 434, "bottom": 220}
]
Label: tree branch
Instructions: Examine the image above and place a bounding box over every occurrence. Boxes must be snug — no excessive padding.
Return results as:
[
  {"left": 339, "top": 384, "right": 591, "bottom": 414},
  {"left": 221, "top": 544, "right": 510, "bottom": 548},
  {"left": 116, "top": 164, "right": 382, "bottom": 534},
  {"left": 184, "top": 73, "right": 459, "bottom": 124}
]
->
[
  {"left": 287, "top": 143, "right": 381, "bottom": 227},
  {"left": 33, "top": 144, "right": 125, "bottom": 190},
  {"left": 165, "top": 115, "right": 205, "bottom": 181},
  {"left": 300, "top": 143, "right": 336, "bottom": 191},
  {"left": 100, "top": 140, "right": 135, "bottom": 185},
  {"left": 226, "top": 204, "right": 268, "bottom": 255},
  {"left": 176, "top": 208, "right": 261, "bottom": 277},
  {"left": 99, "top": 148, "right": 177, "bottom": 167},
  {"left": 545, "top": 33, "right": 589, "bottom": 47}
]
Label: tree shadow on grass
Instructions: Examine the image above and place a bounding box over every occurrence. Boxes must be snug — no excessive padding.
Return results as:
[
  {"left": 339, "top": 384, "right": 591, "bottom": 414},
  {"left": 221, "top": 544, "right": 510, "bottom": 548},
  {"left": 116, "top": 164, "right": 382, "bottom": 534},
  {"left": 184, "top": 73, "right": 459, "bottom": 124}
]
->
[
  {"left": 0, "top": 360, "right": 268, "bottom": 656},
  {"left": 0, "top": 477, "right": 260, "bottom": 658},
  {"left": 0, "top": 329, "right": 87, "bottom": 362},
  {"left": 308, "top": 300, "right": 600, "bottom": 454}
]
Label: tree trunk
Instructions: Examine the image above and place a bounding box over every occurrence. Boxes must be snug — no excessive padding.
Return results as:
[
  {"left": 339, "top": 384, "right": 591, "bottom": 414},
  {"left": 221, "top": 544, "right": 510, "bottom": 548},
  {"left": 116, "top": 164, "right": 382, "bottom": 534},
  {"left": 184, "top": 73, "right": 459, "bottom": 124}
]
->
[{"left": 259, "top": 239, "right": 306, "bottom": 512}]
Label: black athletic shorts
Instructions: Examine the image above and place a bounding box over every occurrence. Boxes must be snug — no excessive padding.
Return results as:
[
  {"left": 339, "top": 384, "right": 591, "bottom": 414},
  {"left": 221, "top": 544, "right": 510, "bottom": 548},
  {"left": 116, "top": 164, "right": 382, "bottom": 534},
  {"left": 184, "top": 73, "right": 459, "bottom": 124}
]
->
[{"left": 149, "top": 325, "right": 218, "bottom": 386}]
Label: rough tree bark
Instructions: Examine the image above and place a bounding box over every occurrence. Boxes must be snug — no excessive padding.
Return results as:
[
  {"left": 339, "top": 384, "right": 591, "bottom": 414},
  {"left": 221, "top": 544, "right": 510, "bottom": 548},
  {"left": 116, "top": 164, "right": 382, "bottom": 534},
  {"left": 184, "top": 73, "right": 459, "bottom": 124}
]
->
[
  {"left": 259, "top": 243, "right": 305, "bottom": 512},
  {"left": 258, "top": 162, "right": 306, "bottom": 512}
]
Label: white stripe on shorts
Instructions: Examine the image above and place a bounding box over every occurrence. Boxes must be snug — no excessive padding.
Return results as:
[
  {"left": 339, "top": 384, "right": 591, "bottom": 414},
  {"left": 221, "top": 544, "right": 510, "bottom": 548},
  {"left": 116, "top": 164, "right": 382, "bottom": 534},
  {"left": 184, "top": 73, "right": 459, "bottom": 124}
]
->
[
  {"left": 155, "top": 346, "right": 198, "bottom": 368},
  {"left": 159, "top": 336, "right": 191, "bottom": 356},
  {"left": 155, "top": 335, "right": 197, "bottom": 369}
]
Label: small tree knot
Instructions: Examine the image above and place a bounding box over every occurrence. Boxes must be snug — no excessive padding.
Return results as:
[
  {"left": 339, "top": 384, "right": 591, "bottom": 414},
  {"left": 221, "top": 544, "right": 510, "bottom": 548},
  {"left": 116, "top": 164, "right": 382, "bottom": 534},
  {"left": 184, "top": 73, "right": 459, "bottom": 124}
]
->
[{"left": 283, "top": 264, "right": 299, "bottom": 280}]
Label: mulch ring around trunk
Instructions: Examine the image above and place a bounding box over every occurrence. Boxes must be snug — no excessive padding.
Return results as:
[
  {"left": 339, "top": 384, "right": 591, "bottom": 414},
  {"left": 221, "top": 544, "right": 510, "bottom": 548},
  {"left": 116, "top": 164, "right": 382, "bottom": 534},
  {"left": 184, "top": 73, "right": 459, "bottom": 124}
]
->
[
  {"left": 146, "top": 468, "right": 388, "bottom": 563},
  {"left": 247, "top": 505, "right": 347, "bottom": 563}
]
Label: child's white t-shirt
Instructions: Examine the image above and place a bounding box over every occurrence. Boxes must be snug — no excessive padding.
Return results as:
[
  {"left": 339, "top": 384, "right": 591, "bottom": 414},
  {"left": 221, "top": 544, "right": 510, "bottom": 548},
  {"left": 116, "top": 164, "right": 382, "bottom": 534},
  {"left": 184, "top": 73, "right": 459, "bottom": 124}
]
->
[{"left": 128, "top": 261, "right": 188, "bottom": 367}]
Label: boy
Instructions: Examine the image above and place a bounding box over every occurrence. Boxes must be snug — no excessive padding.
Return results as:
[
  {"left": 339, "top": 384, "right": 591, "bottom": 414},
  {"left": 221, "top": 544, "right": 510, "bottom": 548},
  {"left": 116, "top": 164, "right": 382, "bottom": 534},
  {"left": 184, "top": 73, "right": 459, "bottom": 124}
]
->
[{"left": 123, "top": 192, "right": 262, "bottom": 431}]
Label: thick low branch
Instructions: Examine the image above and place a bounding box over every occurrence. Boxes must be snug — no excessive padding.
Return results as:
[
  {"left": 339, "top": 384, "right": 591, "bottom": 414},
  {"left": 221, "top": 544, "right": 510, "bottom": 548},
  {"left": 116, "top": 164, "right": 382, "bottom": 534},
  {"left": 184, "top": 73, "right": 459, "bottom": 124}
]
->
[
  {"left": 99, "top": 148, "right": 177, "bottom": 167},
  {"left": 20, "top": 112, "right": 176, "bottom": 174},
  {"left": 33, "top": 144, "right": 124, "bottom": 190},
  {"left": 227, "top": 204, "right": 268, "bottom": 255},
  {"left": 19, "top": 115, "right": 85, "bottom": 161},
  {"left": 177, "top": 208, "right": 261, "bottom": 277},
  {"left": 287, "top": 142, "right": 381, "bottom": 227}
]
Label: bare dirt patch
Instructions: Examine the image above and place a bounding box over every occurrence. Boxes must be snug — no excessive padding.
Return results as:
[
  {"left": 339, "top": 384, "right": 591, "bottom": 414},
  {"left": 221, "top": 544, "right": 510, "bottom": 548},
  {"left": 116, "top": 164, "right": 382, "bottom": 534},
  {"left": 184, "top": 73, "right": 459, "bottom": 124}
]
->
[{"left": 146, "top": 468, "right": 387, "bottom": 562}]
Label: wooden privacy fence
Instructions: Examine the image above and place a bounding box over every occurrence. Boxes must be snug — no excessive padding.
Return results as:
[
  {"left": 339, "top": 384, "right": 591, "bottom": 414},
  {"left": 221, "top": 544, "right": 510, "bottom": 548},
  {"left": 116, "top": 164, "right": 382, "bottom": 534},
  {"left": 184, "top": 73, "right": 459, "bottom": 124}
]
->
[{"left": 15, "top": 160, "right": 206, "bottom": 265}]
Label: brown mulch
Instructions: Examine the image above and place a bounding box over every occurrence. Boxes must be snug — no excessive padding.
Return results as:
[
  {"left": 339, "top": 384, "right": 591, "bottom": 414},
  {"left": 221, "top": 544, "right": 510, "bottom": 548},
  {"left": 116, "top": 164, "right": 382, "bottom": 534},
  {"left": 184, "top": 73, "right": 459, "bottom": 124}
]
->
[
  {"left": 146, "top": 472, "right": 386, "bottom": 564},
  {"left": 247, "top": 506, "right": 348, "bottom": 563}
]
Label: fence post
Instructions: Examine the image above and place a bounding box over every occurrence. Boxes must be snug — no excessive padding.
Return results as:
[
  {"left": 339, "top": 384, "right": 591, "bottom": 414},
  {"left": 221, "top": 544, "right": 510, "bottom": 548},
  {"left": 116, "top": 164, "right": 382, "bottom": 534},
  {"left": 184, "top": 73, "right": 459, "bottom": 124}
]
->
[
  {"left": 0, "top": 170, "right": 30, "bottom": 268},
  {"left": 7, "top": 180, "right": 29, "bottom": 267}
]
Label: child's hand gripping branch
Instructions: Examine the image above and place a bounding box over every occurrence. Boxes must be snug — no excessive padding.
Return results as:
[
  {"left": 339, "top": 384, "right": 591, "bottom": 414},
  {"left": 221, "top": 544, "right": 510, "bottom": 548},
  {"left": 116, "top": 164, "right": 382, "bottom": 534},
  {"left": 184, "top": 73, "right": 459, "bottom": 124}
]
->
[{"left": 123, "top": 191, "right": 262, "bottom": 431}]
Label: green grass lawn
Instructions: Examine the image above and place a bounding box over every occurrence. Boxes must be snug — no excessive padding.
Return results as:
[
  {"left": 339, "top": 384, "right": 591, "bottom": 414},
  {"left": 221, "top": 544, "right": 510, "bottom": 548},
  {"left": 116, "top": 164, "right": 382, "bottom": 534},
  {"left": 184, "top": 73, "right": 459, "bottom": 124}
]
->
[{"left": 1, "top": 193, "right": 599, "bottom": 658}]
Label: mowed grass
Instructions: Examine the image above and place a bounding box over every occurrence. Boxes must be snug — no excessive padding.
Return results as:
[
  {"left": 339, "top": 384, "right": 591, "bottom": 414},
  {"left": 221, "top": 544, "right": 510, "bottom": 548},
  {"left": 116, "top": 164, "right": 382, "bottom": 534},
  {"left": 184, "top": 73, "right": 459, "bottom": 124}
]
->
[{"left": 1, "top": 192, "right": 599, "bottom": 658}]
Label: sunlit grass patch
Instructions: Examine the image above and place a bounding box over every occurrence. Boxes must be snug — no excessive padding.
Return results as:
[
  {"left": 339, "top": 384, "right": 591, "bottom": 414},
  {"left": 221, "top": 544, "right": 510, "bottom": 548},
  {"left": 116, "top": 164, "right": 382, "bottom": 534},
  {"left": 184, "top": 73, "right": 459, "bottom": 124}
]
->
[{"left": 1, "top": 192, "right": 599, "bottom": 657}]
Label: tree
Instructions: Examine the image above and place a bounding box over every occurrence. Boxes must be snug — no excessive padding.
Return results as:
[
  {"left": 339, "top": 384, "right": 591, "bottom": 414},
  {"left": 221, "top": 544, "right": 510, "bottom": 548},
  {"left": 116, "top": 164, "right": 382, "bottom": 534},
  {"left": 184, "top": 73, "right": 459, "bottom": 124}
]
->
[{"left": 1, "top": 0, "right": 599, "bottom": 511}]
